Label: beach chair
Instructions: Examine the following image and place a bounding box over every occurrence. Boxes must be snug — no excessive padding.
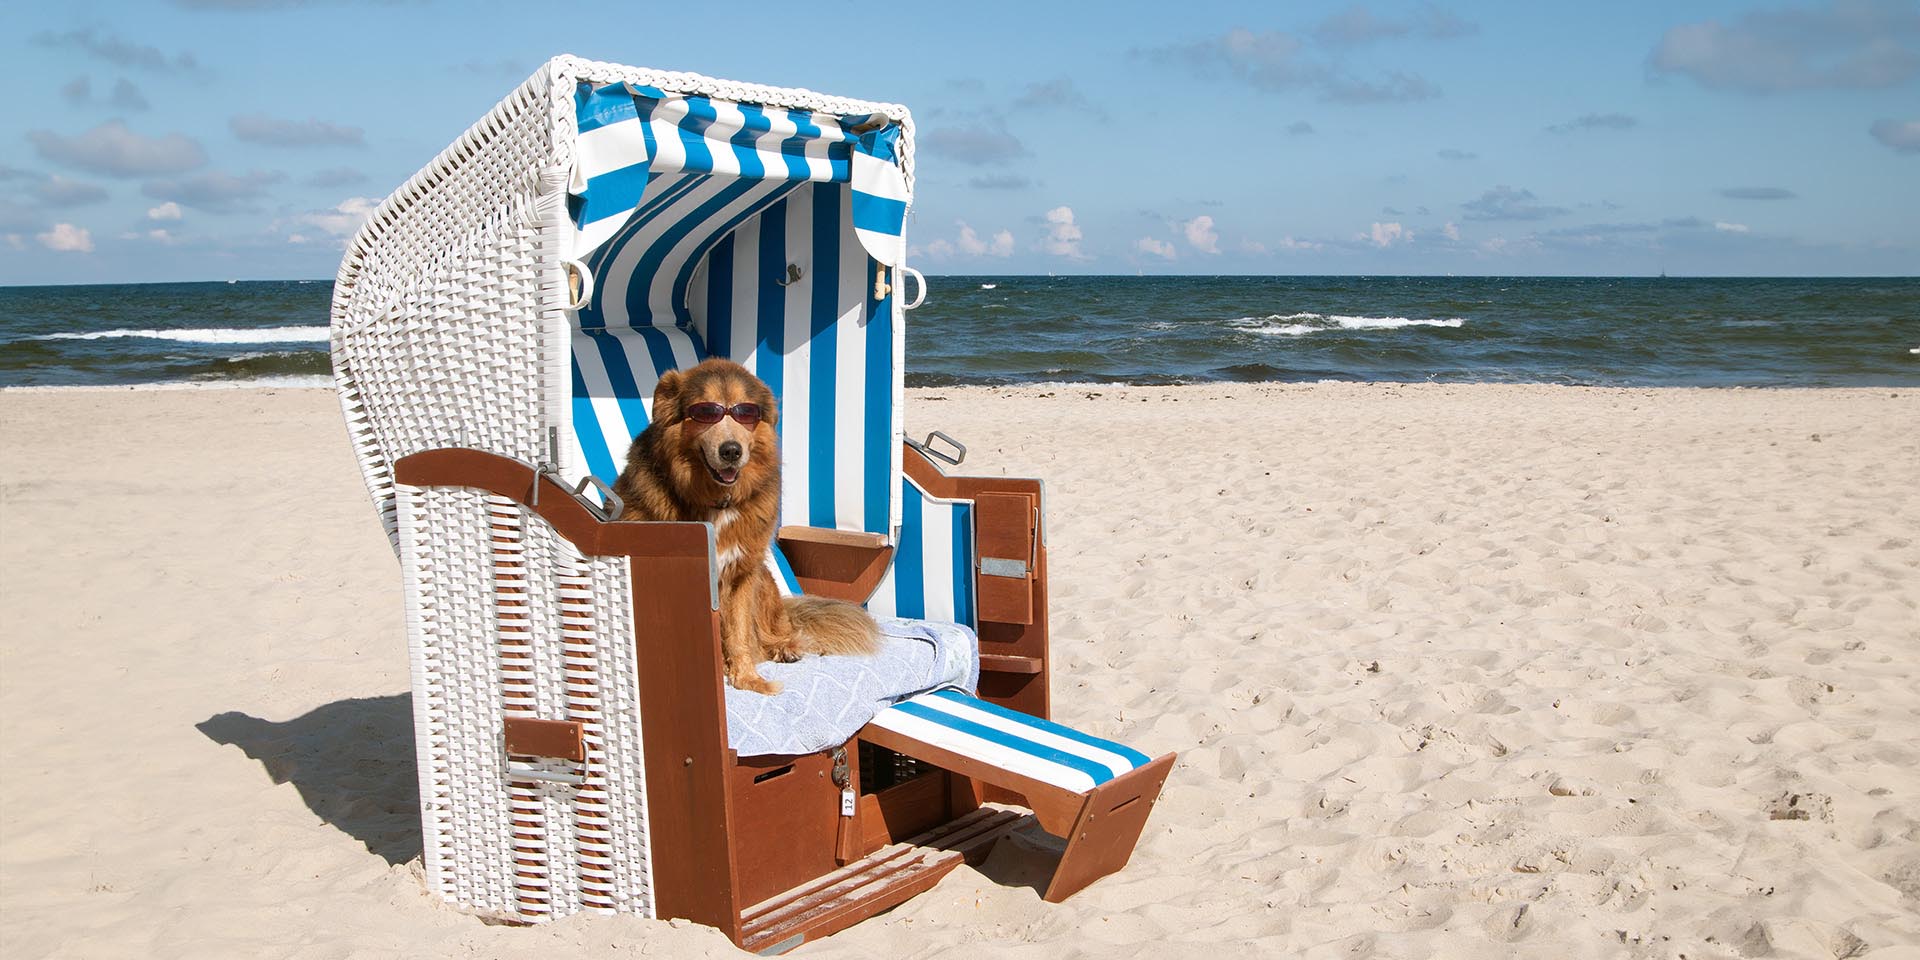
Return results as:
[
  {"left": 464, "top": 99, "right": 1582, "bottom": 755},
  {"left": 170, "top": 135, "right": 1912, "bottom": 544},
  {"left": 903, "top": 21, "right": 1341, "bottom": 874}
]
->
[{"left": 329, "top": 56, "right": 1173, "bottom": 953}]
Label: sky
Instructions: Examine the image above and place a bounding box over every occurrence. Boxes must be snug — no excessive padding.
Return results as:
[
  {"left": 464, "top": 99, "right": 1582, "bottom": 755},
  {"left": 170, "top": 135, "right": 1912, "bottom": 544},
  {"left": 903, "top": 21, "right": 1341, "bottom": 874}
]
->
[{"left": 1, "top": 0, "right": 1916, "bottom": 283}]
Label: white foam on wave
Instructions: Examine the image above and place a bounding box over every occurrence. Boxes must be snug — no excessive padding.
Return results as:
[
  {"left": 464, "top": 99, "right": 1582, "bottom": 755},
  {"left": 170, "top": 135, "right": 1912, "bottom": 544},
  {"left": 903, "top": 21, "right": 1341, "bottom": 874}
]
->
[
  {"left": 2, "top": 375, "right": 334, "bottom": 393},
  {"left": 1229, "top": 313, "right": 1466, "bottom": 335},
  {"left": 33, "top": 326, "right": 331, "bottom": 344}
]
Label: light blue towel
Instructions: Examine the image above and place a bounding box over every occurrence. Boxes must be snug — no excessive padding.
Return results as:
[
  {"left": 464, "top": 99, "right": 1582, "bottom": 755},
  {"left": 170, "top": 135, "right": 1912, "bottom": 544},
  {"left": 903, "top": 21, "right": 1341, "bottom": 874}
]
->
[{"left": 724, "top": 616, "right": 979, "bottom": 757}]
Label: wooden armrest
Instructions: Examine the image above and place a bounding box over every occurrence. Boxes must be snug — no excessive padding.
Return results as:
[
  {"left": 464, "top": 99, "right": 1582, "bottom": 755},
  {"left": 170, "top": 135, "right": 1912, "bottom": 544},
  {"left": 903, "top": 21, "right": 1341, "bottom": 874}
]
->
[
  {"left": 393, "top": 447, "right": 711, "bottom": 561},
  {"left": 778, "top": 525, "right": 888, "bottom": 549}
]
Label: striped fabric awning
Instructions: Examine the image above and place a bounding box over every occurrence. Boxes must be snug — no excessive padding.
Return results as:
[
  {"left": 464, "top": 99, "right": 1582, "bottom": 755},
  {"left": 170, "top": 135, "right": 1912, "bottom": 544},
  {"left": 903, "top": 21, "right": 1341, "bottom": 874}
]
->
[{"left": 569, "top": 82, "right": 909, "bottom": 266}]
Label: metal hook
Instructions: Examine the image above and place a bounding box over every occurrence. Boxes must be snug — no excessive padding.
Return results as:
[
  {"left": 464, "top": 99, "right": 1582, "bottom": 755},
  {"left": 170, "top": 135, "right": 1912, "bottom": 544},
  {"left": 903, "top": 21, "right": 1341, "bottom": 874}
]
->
[{"left": 775, "top": 263, "right": 803, "bottom": 287}]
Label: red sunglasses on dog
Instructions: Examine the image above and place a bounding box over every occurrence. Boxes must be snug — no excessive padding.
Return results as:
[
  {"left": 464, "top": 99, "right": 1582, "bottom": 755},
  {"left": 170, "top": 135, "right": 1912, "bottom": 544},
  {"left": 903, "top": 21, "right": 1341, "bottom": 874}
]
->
[{"left": 684, "top": 401, "right": 763, "bottom": 426}]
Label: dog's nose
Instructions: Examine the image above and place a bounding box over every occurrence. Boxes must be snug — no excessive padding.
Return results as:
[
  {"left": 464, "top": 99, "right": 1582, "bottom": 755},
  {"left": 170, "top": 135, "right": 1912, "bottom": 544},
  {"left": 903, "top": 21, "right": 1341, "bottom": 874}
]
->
[{"left": 718, "top": 440, "right": 743, "bottom": 464}]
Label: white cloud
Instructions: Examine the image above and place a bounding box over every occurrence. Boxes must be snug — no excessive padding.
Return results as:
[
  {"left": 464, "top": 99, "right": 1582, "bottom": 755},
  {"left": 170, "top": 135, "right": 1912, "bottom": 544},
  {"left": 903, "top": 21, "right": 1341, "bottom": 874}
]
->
[
  {"left": 230, "top": 114, "right": 365, "bottom": 148},
  {"left": 1714, "top": 220, "right": 1750, "bottom": 233},
  {"left": 1041, "top": 205, "right": 1088, "bottom": 260},
  {"left": 1366, "top": 221, "right": 1412, "bottom": 247},
  {"left": 1181, "top": 215, "right": 1221, "bottom": 253},
  {"left": 284, "top": 196, "right": 378, "bottom": 240},
  {"left": 143, "top": 169, "right": 284, "bottom": 214},
  {"left": 1442, "top": 221, "right": 1461, "bottom": 241},
  {"left": 1278, "top": 236, "right": 1324, "bottom": 251},
  {"left": 955, "top": 221, "right": 1014, "bottom": 257},
  {"left": 1239, "top": 239, "right": 1269, "bottom": 254},
  {"left": 1135, "top": 236, "right": 1177, "bottom": 259},
  {"left": 28, "top": 120, "right": 206, "bottom": 178},
  {"left": 4, "top": 234, "right": 24, "bottom": 251},
  {"left": 147, "top": 201, "right": 182, "bottom": 221},
  {"left": 37, "top": 222, "right": 93, "bottom": 252},
  {"left": 1651, "top": 4, "right": 1920, "bottom": 94},
  {"left": 1870, "top": 118, "right": 1920, "bottom": 153},
  {"left": 120, "top": 228, "right": 179, "bottom": 245},
  {"left": 919, "top": 222, "right": 1014, "bottom": 259}
]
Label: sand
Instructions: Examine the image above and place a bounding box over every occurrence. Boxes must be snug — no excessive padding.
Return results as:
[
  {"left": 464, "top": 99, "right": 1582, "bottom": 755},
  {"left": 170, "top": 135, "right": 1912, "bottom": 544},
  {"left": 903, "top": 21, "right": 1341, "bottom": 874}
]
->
[{"left": 2, "top": 382, "right": 1916, "bottom": 959}]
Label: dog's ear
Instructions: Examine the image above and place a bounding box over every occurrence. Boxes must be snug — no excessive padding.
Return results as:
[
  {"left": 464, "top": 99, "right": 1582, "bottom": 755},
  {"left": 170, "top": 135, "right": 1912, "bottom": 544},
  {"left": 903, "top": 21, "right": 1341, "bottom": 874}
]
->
[
  {"left": 759, "top": 387, "right": 778, "bottom": 430},
  {"left": 650, "top": 370, "right": 684, "bottom": 424}
]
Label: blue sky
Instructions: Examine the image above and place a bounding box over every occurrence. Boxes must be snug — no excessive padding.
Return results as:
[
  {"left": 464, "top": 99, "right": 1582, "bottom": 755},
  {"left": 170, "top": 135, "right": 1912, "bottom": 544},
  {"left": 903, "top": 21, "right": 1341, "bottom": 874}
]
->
[{"left": 2, "top": 0, "right": 1916, "bottom": 282}]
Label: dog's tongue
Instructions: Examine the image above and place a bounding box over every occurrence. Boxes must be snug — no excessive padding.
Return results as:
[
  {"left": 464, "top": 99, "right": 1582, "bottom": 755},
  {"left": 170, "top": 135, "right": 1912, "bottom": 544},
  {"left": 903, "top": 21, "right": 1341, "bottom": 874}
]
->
[{"left": 716, "top": 467, "right": 738, "bottom": 484}]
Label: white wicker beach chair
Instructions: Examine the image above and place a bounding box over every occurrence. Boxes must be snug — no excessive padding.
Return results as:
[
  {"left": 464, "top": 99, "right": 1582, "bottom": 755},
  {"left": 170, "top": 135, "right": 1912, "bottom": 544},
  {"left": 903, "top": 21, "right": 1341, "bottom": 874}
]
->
[{"left": 330, "top": 55, "right": 1172, "bottom": 952}]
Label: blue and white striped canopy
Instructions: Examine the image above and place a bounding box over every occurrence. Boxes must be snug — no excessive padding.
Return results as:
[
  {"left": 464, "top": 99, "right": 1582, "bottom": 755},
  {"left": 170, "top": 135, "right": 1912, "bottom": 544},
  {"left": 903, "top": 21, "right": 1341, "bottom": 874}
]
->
[{"left": 569, "top": 82, "right": 909, "bottom": 267}]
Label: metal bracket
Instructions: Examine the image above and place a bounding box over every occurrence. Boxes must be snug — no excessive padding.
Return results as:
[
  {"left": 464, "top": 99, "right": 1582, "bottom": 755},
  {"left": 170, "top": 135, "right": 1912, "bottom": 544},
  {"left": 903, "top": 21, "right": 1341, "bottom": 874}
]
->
[
  {"left": 562, "top": 259, "right": 594, "bottom": 311},
  {"left": 506, "top": 759, "right": 586, "bottom": 786},
  {"left": 574, "top": 475, "right": 624, "bottom": 522},
  {"left": 905, "top": 430, "right": 966, "bottom": 466},
  {"left": 980, "top": 557, "right": 1029, "bottom": 578}
]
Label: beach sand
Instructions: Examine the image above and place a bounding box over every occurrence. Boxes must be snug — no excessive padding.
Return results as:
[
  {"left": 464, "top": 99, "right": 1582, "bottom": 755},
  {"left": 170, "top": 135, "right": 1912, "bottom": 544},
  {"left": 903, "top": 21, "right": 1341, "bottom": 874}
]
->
[{"left": 2, "top": 383, "right": 1916, "bottom": 959}]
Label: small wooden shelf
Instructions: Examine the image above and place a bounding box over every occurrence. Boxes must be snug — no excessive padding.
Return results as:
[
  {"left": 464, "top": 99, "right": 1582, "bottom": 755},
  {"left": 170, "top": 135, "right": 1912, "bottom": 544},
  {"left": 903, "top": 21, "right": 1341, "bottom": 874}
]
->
[
  {"left": 979, "top": 654, "right": 1044, "bottom": 675},
  {"left": 777, "top": 526, "right": 892, "bottom": 603}
]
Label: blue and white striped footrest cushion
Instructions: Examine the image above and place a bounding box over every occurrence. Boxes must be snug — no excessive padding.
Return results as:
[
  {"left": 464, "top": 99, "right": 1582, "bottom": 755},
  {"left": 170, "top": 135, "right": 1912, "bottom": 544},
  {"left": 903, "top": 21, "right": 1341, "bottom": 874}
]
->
[{"left": 869, "top": 689, "right": 1151, "bottom": 793}]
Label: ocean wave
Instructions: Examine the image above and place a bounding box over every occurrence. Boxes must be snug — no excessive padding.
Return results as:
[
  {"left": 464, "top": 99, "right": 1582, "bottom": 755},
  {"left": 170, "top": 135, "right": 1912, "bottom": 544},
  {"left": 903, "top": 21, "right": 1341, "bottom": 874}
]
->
[
  {"left": 1229, "top": 313, "right": 1466, "bottom": 336},
  {"left": 2, "top": 375, "right": 334, "bottom": 392},
  {"left": 33, "top": 325, "right": 330, "bottom": 344}
]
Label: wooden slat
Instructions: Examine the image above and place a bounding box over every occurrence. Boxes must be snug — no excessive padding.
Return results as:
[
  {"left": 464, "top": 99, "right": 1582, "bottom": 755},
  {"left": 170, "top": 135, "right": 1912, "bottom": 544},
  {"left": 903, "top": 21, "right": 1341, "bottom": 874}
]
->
[
  {"left": 778, "top": 525, "right": 888, "bottom": 549},
  {"left": 740, "top": 848, "right": 962, "bottom": 954}
]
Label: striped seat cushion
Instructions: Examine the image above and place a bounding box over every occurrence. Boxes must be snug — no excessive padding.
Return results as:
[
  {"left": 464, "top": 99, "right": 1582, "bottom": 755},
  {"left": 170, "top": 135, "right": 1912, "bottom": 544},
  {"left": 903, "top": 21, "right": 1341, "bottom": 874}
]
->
[{"left": 869, "top": 689, "right": 1151, "bottom": 793}]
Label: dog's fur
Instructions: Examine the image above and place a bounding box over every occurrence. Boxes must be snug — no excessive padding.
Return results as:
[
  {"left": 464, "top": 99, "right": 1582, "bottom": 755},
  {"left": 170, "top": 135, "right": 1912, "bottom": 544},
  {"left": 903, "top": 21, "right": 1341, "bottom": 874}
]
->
[{"left": 613, "top": 358, "right": 880, "bottom": 694}]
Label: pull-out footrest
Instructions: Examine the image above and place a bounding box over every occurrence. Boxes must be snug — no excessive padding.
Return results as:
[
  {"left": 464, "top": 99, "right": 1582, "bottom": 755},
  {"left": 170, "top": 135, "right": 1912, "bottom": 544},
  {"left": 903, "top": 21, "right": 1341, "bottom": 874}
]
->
[{"left": 860, "top": 689, "right": 1175, "bottom": 902}]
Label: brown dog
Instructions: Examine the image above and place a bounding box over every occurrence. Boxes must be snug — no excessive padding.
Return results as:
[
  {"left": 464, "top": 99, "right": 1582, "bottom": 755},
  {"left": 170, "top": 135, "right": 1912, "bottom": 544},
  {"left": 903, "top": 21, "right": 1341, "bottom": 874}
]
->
[{"left": 614, "top": 358, "right": 880, "bottom": 694}]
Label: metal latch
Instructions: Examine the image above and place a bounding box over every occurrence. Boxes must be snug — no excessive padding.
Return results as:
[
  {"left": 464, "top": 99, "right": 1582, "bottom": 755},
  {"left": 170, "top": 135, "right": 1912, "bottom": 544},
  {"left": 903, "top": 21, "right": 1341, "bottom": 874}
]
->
[
  {"left": 905, "top": 430, "right": 966, "bottom": 466},
  {"left": 831, "top": 746, "right": 855, "bottom": 817}
]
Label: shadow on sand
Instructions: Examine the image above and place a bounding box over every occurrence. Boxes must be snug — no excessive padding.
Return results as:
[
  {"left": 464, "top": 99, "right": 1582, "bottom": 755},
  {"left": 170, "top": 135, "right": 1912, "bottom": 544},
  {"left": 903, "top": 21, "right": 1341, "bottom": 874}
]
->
[{"left": 197, "top": 693, "right": 422, "bottom": 865}]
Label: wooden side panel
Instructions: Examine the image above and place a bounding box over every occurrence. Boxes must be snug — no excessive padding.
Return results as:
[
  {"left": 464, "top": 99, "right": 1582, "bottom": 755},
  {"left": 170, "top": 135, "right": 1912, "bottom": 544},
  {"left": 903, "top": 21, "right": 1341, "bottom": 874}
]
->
[
  {"left": 1043, "top": 753, "right": 1176, "bottom": 903},
  {"left": 399, "top": 448, "right": 742, "bottom": 936},
  {"left": 855, "top": 771, "right": 951, "bottom": 851},
  {"left": 728, "top": 753, "right": 844, "bottom": 907},
  {"left": 902, "top": 445, "right": 1052, "bottom": 723},
  {"left": 973, "top": 492, "right": 1036, "bottom": 625},
  {"left": 631, "top": 556, "right": 739, "bottom": 937}
]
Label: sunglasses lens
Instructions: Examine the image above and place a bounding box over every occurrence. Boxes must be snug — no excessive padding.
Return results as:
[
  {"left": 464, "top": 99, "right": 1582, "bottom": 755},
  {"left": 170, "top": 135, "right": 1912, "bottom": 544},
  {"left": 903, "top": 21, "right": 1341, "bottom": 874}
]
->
[
  {"left": 731, "top": 403, "right": 761, "bottom": 426},
  {"left": 687, "top": 402, "right": 724, "bottom": 424}
]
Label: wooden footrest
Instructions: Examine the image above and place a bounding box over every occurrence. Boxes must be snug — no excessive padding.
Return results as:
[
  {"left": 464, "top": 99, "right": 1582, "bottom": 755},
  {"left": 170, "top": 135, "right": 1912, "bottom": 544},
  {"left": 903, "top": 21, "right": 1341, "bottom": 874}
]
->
[
  {"left": 739, "top": 808, "right": 1023, "bottom": 955},
  {"left": 860, "top": 691, "right": 1176, "bottom": 902}
]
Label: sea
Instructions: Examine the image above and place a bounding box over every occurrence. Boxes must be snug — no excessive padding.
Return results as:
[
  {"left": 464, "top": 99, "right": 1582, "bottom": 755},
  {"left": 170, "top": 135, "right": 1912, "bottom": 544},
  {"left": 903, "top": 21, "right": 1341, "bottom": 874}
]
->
[{"left": 0, "top": 276, "right": 1914, "bottom": 389}]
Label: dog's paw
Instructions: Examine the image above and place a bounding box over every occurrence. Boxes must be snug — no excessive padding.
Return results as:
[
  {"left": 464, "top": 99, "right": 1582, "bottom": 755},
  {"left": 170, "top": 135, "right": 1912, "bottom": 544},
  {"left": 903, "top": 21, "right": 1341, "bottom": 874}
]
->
[
  {"left": 729, "top": 671, "right": 782, "bottom": 696},
  {"left": 762, "top": 639, "right": 804, "bottom": 663}
]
